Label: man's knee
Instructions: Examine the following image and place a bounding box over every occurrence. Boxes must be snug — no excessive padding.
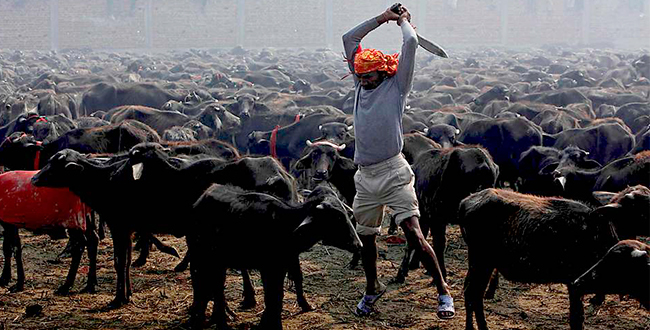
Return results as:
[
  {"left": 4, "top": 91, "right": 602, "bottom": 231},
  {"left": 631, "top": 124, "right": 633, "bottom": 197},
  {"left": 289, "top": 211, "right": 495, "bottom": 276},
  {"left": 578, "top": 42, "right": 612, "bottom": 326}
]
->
[
  {"left": 399, "top": 216, "right": 420, "bottom": 233},
  {"left": 400, "top": 216, "right": 428, "bottom": 242}
]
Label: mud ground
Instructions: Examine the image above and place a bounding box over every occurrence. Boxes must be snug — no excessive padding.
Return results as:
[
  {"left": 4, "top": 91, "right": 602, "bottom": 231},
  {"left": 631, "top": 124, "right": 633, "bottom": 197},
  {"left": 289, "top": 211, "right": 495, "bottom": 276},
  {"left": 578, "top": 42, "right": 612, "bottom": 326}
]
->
[{"left": 1, "top": 224, "right": 648, "bottom": 330}]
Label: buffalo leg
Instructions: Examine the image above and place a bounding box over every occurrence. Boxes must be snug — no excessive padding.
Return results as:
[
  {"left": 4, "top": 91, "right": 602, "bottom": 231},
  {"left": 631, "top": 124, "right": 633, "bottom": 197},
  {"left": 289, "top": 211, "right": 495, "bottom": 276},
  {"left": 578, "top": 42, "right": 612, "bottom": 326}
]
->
[
  {"left": 289, "top": 258, "right": 312, "bottom": 312},
  {"left": 10, "top": 229, "right": 24, "bottom": 293},
  {"left": 568, "top": 284, "right": 585, "bottom": 330},
  {"left": 108, "top": 230, "right": 131, "bottom": 308},
  {"left": 96, "top": 214, "right": 106, "bottom": 240},
  {"left": 464, "top": 264, "right": 494, "bottom": 330},
  {"left": 484, "top": 269, "right": 499, "bottom": 299},
  {"left": 240, "top": 268, "right": 256, "bottom": 309},
  {"left": 259, "top": 269, "right": 285, "bottom": 330},
  {"left": 208, "top": 267, "right": 230, "bottom": 328},
  {"left": 57, "top": 234, "right": 74, "bottom": 259},
  {"left": 126, "top": 235, "right": 133, "bottom": 299},
  {"left": 0, "top": 224, "right": 16, "bottom": 287},
  {"left": 131, "top": 232, "right": 150, "bottom": 268},
  {"left": 187, "top": 239, "right": 210, "bottom": 329},
  {"left": 388, "top": 213, "right": 398, "bottom": 235},
  {"left": 394, "top": 245, "right": 415, "bottom": 284},
  {"left": 174, "top": 250, "right": 191, "bottom": 272},
  {"left": 56, "top": 229, "right": 86, "bottom": 295},
  {"left": 348, "top": 251, "right": 360, "bottom": 270},
  {"left": 150, "top": 235, "right": 180, "bottom": 258},
  {"left": 82, "top": 215, "right": 99, "bottom": 294}
]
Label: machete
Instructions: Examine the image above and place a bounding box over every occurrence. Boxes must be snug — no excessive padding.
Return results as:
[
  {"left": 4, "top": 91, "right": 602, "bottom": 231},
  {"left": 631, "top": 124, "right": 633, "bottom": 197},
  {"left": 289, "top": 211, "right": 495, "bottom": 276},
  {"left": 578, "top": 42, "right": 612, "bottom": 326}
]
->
[{"left": 390, "top": 3, "right": 448, "bottom": 58}]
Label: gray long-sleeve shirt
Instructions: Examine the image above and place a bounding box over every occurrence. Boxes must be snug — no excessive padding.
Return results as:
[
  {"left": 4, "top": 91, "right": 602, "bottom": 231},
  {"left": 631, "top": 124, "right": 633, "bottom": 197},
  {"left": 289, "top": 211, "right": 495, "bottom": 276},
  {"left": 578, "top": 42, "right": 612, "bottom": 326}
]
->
[{"left": 342, "top": 17, "right": 418, "bottom": 166}]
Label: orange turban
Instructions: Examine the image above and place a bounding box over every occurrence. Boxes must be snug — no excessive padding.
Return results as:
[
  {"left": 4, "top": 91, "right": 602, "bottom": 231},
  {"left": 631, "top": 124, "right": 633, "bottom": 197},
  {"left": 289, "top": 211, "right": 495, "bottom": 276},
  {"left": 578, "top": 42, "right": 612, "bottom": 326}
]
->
[{"left": 353, "top": 48, "right": 399, "bottom": 76}]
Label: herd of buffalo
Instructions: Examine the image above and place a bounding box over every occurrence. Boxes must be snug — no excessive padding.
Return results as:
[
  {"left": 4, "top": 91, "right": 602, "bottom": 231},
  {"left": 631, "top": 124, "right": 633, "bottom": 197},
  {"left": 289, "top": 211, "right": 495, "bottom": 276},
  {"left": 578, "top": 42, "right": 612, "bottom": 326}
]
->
[{"left": 0, "top": 44, "right": 648, "bottom": 330}]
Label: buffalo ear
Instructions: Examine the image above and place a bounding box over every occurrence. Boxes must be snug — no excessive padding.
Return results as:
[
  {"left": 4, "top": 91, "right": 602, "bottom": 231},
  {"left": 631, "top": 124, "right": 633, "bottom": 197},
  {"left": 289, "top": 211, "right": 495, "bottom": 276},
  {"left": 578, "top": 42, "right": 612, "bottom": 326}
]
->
[
  {"left": 293, "top": 216, "right": 314, "bottom": 234},
  {"left": 254, "top": 139, "right": 270, "bottom": 150},
  {"left": 590, "top": 203, "right": 622, "bottom": 219},
  {"left": 293, "top": 153, "right": 312, "bottom": 171},
  {"left": 539, "top": 162, "right": 559, "bottom": 175},
  {"left": 579, "top": 159, "right": 602, "bottom": 170},
  {"left": 316, "top": 201, "right": 333, "bottom": 210},
  {"left": 338, "top": 156, "right": 356, "bottom": 171},
  {"left": 590, "top": 203, "right": 623, "bottom": 240},
  {"left": 592, "top": 191, "right": 617, "bottom": 206},
  {"left": 64, "top": 162, "right": 84, "bottom": 173}
]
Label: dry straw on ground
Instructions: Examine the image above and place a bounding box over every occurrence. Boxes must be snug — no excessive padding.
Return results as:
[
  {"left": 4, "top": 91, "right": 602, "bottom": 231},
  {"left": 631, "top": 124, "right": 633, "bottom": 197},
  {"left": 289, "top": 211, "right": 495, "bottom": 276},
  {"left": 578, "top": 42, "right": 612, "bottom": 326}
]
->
[{"left": 1, "top": 224, "right": 648, "bottom": 330}]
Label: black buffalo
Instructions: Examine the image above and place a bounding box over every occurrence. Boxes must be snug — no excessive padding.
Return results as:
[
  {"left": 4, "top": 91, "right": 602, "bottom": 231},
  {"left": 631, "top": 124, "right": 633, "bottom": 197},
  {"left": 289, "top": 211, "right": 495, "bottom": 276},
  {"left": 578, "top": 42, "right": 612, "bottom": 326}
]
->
[
  {"left": 544, "top": 122, "right": 635, "bottom": 166},
  {"left": 80, "top": 82, "right": 185, "bottom": 115},
  {"left": 573, "top": 240, "right": 650, "bottom": 311},
  {"left": 188, "top": 185, "right": 361, "bottom": 330},
  {"left": 396, "top": 145, "right": 499, "bottom": 283},
  {"left": 459, "top": 117, "right": 543, "bottom": 188},
  {"left": 459, "top": 188, "right": 646, "bottom": 330}
]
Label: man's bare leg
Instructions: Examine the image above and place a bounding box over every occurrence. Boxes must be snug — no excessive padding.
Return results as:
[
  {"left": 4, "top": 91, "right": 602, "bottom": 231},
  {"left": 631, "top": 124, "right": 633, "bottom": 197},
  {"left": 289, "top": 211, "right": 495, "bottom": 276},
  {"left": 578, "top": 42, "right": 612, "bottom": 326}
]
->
[
  {"left": 355, "top": 233, "right": 387, "bottom": 316},
  {"left": 360, "top": 234, "right": 386, "bottom": 295},
  {"left": 400, "top": 216, "right": 454, "bottom": 318}
]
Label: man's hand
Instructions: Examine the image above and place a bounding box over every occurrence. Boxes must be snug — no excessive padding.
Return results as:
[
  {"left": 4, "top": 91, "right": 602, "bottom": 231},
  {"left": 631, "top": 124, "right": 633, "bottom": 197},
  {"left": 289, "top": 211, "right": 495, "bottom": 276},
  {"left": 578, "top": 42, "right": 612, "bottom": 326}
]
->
[
  {"left": 396, "top": 6, "right": 412, "bottom": 26},
  {"left": 376, "top": 6, "right": 401, "bottom": 24}
]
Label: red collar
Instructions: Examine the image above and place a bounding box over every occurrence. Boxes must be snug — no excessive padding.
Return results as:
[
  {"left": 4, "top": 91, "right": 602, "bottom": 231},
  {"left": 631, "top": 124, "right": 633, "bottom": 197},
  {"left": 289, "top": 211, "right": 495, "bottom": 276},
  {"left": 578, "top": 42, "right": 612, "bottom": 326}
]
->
[
  {"left": 34, "top": 150, "right": 40, "bottom": 170},
  {"left": 33, "top": 141, "right": 42, "bottom": 170},
  {"left": 270, "top": 125, "right": 280, "bottom": 159}
]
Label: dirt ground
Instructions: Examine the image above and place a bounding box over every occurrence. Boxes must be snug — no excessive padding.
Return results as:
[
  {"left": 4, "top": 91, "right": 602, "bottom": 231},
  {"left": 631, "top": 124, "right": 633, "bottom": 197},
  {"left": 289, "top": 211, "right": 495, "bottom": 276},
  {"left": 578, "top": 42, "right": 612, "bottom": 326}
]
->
[{"left": 1, "top": 224, "right": 648, "bottom": 330}]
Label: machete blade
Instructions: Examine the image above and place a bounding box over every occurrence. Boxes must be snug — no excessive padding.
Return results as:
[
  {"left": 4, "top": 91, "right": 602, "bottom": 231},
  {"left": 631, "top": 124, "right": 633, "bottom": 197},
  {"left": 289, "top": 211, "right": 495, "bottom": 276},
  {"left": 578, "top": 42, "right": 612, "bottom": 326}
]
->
[{"left": 417, "top": 34, "right": 448, "bottom": 58}]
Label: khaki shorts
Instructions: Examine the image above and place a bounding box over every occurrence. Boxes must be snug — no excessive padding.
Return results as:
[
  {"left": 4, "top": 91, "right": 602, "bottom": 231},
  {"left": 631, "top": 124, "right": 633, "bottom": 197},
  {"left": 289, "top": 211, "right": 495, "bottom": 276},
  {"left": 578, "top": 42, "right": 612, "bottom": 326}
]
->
[{"left": 353, "top": 153, "right": 420, "bottom": 236}]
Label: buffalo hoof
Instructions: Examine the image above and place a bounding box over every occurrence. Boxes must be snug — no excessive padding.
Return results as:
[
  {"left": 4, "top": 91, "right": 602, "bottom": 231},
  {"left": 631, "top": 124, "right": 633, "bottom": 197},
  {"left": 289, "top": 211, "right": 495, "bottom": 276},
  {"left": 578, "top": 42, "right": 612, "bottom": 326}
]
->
[
  {"left": 47, "top": 257, "right": 63, "bottom": 264},
  {"left": 57, "top": 247, "right": 74, "bottom": 259},
  {"left": 8, "top": 283, "right": 24, "bottom": 293},
  {"left": 55, "top": 285, "right": 72, "bottom": 296},
  {"left": 174, "top": 261, "right": 189, "bottom": 272},
  {"left": 390, "top": 275, "right": 406, "bottom": 284},
  {"left": 239, "top": 298, "right": 256, "bottom": 310},
  {"left": 348, "top": 253, "right": 360, "bottom": 269},
  {"left": 131, "top": 257, "right": 146, "bottom": 268},
  {"left": 106, "top": 297, "right": 129, "bottom": 310},
  {"left": 225, "top": 305, "right": 237, "bottom": 321},
  {"left": 160, "top": 246, "right": 180, "bottom": 258},
  {"left": 80, "top": 284, "right": 97, "bottom": 294},
  {"left": 298, "top": 301, "right": 313, "bottom": 313},
  {"left": 188, "top": 316, "right": 211, "bottom": 330},
  {"left": 0, "top": 277, "right": 9, "bottom": 287},
  {"left": 589, "top": 293, "right": 605, "bottom": 306}
]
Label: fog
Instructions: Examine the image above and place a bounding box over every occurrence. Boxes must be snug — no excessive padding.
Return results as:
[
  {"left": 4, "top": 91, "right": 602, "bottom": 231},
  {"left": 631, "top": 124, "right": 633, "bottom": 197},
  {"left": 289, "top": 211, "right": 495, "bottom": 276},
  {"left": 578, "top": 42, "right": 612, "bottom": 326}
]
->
[{"left": 0, "top": 0, "right": 649, "bottom": 52}]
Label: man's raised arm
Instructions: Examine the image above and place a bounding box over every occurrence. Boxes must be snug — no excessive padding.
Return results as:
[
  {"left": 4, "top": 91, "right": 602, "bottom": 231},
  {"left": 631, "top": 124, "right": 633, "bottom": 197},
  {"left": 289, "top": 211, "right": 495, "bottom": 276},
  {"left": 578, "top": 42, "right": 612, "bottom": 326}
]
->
[
  {"left": 342, "top": 9, "right": 399, "bottom": 74},
  {"left": 395, "top": 14, "right": 418, "bottom": 93}
]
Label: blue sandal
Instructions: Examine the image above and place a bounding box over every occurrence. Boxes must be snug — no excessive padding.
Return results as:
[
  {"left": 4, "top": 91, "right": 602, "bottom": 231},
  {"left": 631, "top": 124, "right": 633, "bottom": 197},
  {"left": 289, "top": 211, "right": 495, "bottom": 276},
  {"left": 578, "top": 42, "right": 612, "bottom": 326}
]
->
[
  {"left": 354, "top": 288, "right": 387, "bottom": 317},
  {"left": 437, "top": 294, "right": 455, "bottom": 319}
]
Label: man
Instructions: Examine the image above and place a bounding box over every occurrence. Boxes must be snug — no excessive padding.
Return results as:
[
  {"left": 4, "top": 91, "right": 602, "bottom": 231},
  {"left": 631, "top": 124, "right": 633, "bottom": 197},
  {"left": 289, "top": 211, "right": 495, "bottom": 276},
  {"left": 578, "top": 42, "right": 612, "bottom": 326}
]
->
[{"left": 342, "top": 5, "right": 455, "bottom": 319}]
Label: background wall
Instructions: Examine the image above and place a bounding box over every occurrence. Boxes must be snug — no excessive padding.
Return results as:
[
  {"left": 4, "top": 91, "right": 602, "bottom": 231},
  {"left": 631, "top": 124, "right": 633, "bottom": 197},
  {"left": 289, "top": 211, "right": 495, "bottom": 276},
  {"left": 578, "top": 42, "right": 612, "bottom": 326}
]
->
[{"left": 1, "top": 0, "right": 649, "bottom": 52}]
